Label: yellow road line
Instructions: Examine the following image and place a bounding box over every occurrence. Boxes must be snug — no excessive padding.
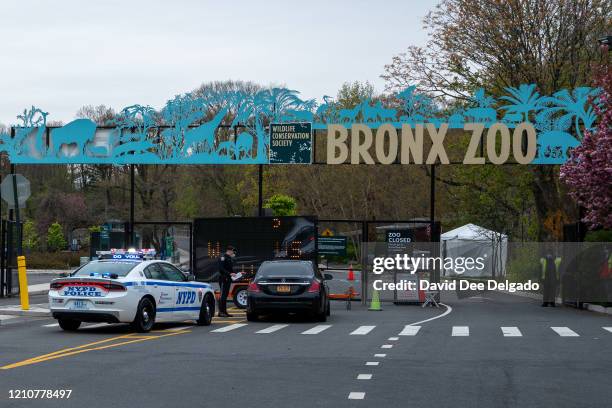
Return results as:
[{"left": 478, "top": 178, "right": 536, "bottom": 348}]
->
[{"left": 1, "top": 331, "right": 190, "bottom": 370}]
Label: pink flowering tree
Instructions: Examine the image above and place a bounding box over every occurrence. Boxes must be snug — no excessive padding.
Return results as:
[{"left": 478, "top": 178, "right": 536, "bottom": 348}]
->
[{"left": 560, "top": 66, "right": 611, "bottom": 229}]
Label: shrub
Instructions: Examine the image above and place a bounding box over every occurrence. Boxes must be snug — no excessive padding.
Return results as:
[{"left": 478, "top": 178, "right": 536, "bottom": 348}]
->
[{"left": 47, "top": 222, "right": 67, "bottom": 252}]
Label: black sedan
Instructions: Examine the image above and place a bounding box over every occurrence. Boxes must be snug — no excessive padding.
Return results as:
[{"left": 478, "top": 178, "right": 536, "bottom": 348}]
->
[{"left": 246, "top": 260, "right": 332, "bottom": 322}]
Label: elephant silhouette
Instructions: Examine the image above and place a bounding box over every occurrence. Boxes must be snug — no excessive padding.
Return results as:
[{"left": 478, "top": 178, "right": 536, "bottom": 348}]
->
[
  {"left": 235, "top": 132, "right": 253, "bottom": 159},
  {"left": 183, "top": 108, "right": 227, "bottom": 154},
  {"left": 464, "top": 107, "right": 497, "bottom": 125},
  {"left": 50, "top": 119, "right": 97, "bottom": 157}
]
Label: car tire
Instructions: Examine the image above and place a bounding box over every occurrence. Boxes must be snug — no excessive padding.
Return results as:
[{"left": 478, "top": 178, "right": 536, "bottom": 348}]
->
[
  {"left": 131, "top": 297, "right": 156, "bottom": 333},
  {"left": 233, "top": 287, "right": 248, "bottom": 309},
  {"left": 58, "top": 318, "right": 81, "bottom": 331},
  {"left": 326, "top": 297, "right": 331, "bottom": 316},
  {"left": 197, "top": 294, "right": 215, "bottom": 326},
  {"left": 246, "top": 312, "right": 259, "bottom": 322},
  {"left": 316, "top": 308, "right": 327, "bottom": 322}
]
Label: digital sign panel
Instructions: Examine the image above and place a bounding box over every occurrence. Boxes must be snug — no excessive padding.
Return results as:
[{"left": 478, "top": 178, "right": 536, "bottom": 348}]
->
[{"left": 193, "top": 216, "right": 317, "bottom": 282}]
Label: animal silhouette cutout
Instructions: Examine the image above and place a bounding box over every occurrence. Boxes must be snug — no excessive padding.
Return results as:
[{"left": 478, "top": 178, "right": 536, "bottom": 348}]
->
[
  {"left": 183, "top": 108, "right": 228, "bottom": 154},
  {"left": 50, "top": 119, "right": 97, "bottom": 157},
  {"left": 216, "top": 140, "right": 235, "bottom": 157},
  {"left": 338, "top": 105, "right": 361, "bottom": 123},
  {"left": 235, "top": 132, "right": 254, "bottom": 159}
]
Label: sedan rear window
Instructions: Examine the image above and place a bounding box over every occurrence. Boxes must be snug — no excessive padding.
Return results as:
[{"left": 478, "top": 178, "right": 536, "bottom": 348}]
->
[
  {"left": 72, "top": 261, "right": 138, "bottom": 277},
  {"left": 257, "top": 262, "right": 314, "bottom": 277}
]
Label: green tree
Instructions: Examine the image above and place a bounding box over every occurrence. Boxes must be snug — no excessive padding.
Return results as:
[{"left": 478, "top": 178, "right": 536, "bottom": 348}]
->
[
  {"left": 47, "top": 222, "right": 67, "bottom": 252},
  {"left": 264, "top": 194, "right": 297, "bottom": 216},
  {"left": 23, "top": 220, "right": 39, "bottom": 251}
]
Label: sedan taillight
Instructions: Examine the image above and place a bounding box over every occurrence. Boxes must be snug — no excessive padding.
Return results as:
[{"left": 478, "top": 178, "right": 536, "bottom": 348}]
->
[
  {"left": 247, "top": 282, "right": 260, "bottom": 293},
  {"left": 307, "top": 280, "right": 321, "bottom": 293},
  {"left": 50, "top": 282, "right": 63, "bottom": 290},
  {"left": 102, "top": 283, "right": 127, "bottom": 291}
]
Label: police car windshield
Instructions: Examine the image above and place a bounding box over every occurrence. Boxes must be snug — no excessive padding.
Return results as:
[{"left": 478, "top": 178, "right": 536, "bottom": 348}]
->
[
  {"left": 72, "top": 261, "right": 138, "bottom": 277},
  {"left": 258, "top": 262, "right": 314, "bottom": 277}
]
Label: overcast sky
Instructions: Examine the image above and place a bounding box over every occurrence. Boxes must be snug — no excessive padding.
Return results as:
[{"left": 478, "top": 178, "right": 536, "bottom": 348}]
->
[{"left": 0, "top": 0, "right": 435, "bottom": 124}]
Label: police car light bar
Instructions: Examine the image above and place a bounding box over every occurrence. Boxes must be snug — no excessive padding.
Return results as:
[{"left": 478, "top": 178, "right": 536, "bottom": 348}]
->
[{"left": 97, "top": 248, "right": 157, "bottom": 260}]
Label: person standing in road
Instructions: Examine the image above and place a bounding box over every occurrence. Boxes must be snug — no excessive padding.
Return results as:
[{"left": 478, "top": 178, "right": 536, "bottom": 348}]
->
[
  {"left": 540, "top": 253, "right": 560, "bottom": 307},
  {"left": 218, "top": 245, "right": 236, "bottom": 317}
]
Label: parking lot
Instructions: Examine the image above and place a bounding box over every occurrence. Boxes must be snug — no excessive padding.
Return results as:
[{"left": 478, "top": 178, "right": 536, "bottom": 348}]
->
[{"left": 1, "top": 291, "right": 611, "bottom": 408}]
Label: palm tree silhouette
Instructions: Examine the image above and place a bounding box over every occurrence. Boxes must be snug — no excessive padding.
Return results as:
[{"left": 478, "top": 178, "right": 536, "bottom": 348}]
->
[
  {"left": 500, "top": 84, "right": 544, "bottom": 122},
  {"left": 544, "top": 87, "right": 599, "bottom": 140}
]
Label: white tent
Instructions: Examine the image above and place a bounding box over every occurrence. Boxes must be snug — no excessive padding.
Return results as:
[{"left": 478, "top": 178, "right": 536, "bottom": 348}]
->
[{"left": 440, "top": 223, "right": 508, "bottom": 278}]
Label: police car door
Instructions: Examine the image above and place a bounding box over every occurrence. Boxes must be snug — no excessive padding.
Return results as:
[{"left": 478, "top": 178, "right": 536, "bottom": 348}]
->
[
  {"left": 159, "top": 263, "right": 198, "bottom": 320},
  {"left": 144, "top": 263, "right": 175, "bottom": 322}
]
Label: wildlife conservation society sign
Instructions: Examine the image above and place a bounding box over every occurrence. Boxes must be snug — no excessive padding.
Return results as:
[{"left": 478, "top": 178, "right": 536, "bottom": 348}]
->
[{"left": 269, "top": 123, "right": 313, "bottom": 164}]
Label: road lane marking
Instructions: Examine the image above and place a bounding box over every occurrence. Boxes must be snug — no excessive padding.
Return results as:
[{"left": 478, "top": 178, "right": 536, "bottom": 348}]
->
[
  {"left": 399, "top": 325, "right": 421, "bottom": 336},
  {"left": 551, "top": 327, "right": 579, "bottom": 337},
  {"left": 350, "top": 325, "right": 376, "bottom": 335},
  {"left": 301, "top": 325, "right": 331, "bottom": 335},
  {"left": 164, "top": 326, "right": 194, "bottom": 332},
  {"left": 211, "top": 323, "right": 248, "bottom": 333},
  {"left": 43, "top": 323, "right": 59, "bottom": 328},
  {"left": 452, "top": 326, "right": 469, "bottom": 336},
  {"left": 409, "top": 303, "right": 453, "bottom": 326},
  {"left": 82, "top": 323, "right": 113, "bottom": 329},
  {"left": 365, "top": 362, "right": 379, "bottom": 366},
  {"left": 388, "top": 337, "right": 399, "bottom": 341},
  {"left": 357, "top": 374, "right": 372, "bottom": 380},
  {"left": 1, "top": 331, "right": 189, "bottom": 370},
  {"left": 374, "top": 354, "right": 386, "bottom": 358},
  {"left": 255, "top": 324, "right": 289, "bottom": 334},
  {"left": 603, "top": 327, "right": 612, "bottom": 333},
  {"left": 381, "top": 344, "right": 393, "bottom": 349},
  {"left": 348, "top": 392, "right": 365, "bottom": 400},
  {"left": 501, "top": 327, "right": 522, "bottom": 337}
]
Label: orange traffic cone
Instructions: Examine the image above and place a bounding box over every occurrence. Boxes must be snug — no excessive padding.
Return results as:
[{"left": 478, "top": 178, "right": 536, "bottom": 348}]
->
[{"left": 347, "top": 264, "right": 355, "bottom": 281}]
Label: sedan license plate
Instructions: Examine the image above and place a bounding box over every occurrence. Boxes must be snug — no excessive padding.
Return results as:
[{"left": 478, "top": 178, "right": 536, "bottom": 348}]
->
[
  {"left": 70, "top": 300, "right": 89, "bottom": 310},
  {"left": 276, "top": 285, "right": 291, "bottom": 293}
]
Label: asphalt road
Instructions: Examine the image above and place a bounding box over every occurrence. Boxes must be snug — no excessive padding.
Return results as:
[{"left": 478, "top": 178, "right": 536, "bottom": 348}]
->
[{"left": 0, "top": 292, "right": 611, "bottom": 408}]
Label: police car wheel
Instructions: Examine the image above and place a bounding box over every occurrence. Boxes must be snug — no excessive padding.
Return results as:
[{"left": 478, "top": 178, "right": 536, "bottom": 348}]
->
[
  {"left": 132, "top": 298, "right": 156, "bottom": 332},
  {"left": 58, "top": 318, "right": 81, "bottom": 331},
  {"left": 233, "top": 287, "right": 248, "bottom": 309},
  {"left": 197, "top": 294, "right": 215, "bottom": 326}
]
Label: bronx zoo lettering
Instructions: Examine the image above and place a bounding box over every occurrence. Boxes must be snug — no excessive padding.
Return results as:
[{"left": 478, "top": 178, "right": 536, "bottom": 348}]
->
[{"left": 326, "top": 122, "right": 537, "bottom": 165}]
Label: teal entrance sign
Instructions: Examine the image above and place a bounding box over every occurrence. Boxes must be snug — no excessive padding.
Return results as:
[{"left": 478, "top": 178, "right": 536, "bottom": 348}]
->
[
  {"left": 0, "top": 84, "right": 600, "bottom": 165},
  {"left": 269, "top": 123, "right": 312, "bottom": 164}
]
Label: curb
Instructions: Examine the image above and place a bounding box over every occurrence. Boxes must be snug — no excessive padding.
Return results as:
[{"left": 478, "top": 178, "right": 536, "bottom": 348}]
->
[
  {"left": 0, "top": 309, "right": 51, "bottom": 317},
  {"left": 584, "top": 303, "right": 612, "bottom": 316}
]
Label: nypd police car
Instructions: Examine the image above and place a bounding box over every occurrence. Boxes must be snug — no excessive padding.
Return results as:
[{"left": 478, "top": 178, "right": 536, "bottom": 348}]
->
[{"left": 48, "top": 249, "right": 215, "bottom": 332}]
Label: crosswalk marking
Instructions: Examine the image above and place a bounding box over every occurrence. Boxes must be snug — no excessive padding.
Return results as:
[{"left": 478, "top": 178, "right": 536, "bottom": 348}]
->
[
  {"left": 501, "top": 327, "right": 522, "bottom": 337},
  {"left": 43, "top": 323, "right": 59, "bottom": 328},
  {"left": 374, "top": 354, "right": 386, "bottom": 358},
  {"left": 365, "top": 361, "right": 379, "bottom": 366},
  {"left": 452, "top": 326, "right": 469, "bottom": 336},
  {"left": 83, "top": 323, "right": 111, "bottom": 329},
  {"left": 211, "top": 323, "right": 248, "bottom": 333},
  {"left": 603, "top": 327, "right": 612, "bottom": 333},
  {"left": 0, "top": 315, "right": 17, "bottom": 323},
  {"left": 381, "top": 344, "right": 393, "bottom": 349},
  {"left": 399, "top": 325, "right": 421, "bottom": 336},
  {"left": 551, "top": 327, "right": 579, "bottom": 337},
  {"left": 301, "top": 325, "right": 331, "bottom": 335},
  {"left": 348, "top": 392, "right": 365, "bottom": 400},
  {"left": 388, "top": 337, "right": 399, "bottom": 341},
  {"left": 357, "top": 374, "right": 372, "bottom": 380},
  {"left": 255, "top": 324, "right": 289, "bottom": 334},
  {"left": 350, "top": 325, "right": 376, "bottom": 335}
]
